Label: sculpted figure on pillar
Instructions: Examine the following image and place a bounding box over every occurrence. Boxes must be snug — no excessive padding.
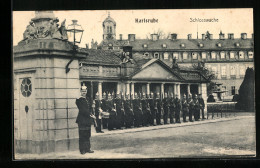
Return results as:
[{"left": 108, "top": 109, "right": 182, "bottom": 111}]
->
[{"left": 23, "top": 21, "right": 38, "bottom": 40}]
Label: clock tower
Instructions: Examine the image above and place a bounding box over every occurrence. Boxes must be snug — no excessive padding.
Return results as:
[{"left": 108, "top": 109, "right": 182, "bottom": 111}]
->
[{"left": 103, "top": 12, "right": 116, "bottom": 40}]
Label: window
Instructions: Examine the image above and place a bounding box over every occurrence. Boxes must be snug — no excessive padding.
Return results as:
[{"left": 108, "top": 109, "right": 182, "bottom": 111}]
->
[
  {"left": 220, "top": 51, "right": 225, "bottom": 59},
  {"left": 199, "top": 43, "right": 204, "bottom": 47},
  {"left": 192, "top": 52, "right": 198, "bottom": 59},
  {"left": 180, "top": 43, "right": 185, "bottom": 48},
  {"left": 183, "top": 52, "right": 188, "bottom": 60},
  {"left": 230, "top": 51, "right": 235, "bottom": 59},
  {"left": 21, "top": 78, "right": 32, "bottom": 97},
  {"left": 221, "top": 66, "right": 227, "bottom": 76},
  {"left": 201, "top": 52, "right": 207, "bottom": 59},
  {"left": 235, "top": 43, "right": 240, "bottom": 47},
  {"left": 211, "top": 52, "right": 216, "bottom": 59},
  {"left": 107, "top": 26, "right": 109, "bottom": 33},
  {"left": 173, "top": 52, "right": 179, "bottom": 59},
  {"left": 248, "top": 51, "right": 254, "bottom": 59},
  {"left": 231, "top": 86, "right": 236, "bottom": 95},
  {"left": 109, "top": 26, "right": 112, "bottom": 33},
  {"left": 217, "top": 43, "right": 222, "bottom": 47},
  {"left": 240, "top": 65, "right": 245, "bottom": 76},
  {"left": 144, "top": 52, "right": 149, "bottom": 57},
  {"left": 154, "top": 53, "right": 159, "bottom": 59},
  {"left": 163, "top": 52, "right": 169, "bottom": 59},
  {"left": 230, "top": 66, "right": 236, "bottom": 76},
  {"left": 143, "top": 44, "right": 148, "bottom": 48},
  {"left": 162, "top": 44, "right": 167, "bottom": 48},
  {"left": 239, "top": 51, "right": 244, "bottom": 59},
  {"left": 211, "top": 66, "right": 217, "bottom": 74}
]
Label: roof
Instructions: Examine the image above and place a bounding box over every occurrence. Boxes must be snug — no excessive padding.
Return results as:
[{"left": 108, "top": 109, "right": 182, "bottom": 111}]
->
[
  {"left": 103, "top": 15, "right": 116, "bottom": 26},
  {"left": 127, "top": 38, "right": 253, "bottom": 51},
  {"left": 79, "top": 49, "right": 122, "bottom": 65},
  {"left": 99, "top": 39, "right": 129, "bottom": 47}
]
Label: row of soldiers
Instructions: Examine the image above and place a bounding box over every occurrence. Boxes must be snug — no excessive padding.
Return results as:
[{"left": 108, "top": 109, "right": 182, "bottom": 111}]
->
[{"left": 92, "top": 92, "right": 205, "bottom": 133}]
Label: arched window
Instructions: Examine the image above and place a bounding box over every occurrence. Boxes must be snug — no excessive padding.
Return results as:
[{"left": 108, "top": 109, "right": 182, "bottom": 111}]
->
[
  {"left": 110, "top": 26, "right": 112, "bottom": 33},
  {"left": 164, "top": 52, "right": 169, "bottom": 59},
  {"left": 248, "top": 51, "right": 254, "bottom": 59},
  {"left": 173, "top": 52, "right": 179, "bottom": 59},
  {"left": 192, "top": 52, "right": 198, "bottom": 59},
  {"left": 107, "top": 26, "right": 109, "bottom": 33},
  {"left": 230, "top": 51, "right": 235, "bottom": 59},
  {"left": 144, "top": 52, "right": 149, "bottom": 57}
]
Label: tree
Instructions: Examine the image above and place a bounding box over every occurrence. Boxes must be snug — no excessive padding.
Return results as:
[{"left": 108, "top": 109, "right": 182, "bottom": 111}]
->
[
  {"left": 236, "top": 68, "right": 255, "bottom": 112},
  {"left": 146, "top": 29, "right": 171, "bottom": 39}
]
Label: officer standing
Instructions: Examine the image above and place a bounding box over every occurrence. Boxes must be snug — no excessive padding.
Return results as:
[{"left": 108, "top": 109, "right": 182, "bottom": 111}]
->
[
  {"left": 182, "top": 94, "right": 188, "bottom": 122},
  {"left": 162, "top": 93, "right": 169, "bottom": 124},
  {"left": 107, "top": 93, "right": 117, "bottom": 130},
  {"left": 155, "top": 92, "right": 163, "bottom": 125},
  {"left": 187, "top": 94, "right": 194, "bottom": 122},
  {"left": 75, "top": 85, "right": 95, "bottom": 154},
  {"left": 94, "top": 92, "right": 104, "bottom": 133},
  {"left": 193, "top": 94, "right": 200, "bottom": 121},
  {"left": 101, "top": 92, "right": 108, "bottom": 129},
  {"left": 133, "top": 92, "right": 143, "bottom": 127},
  {"left": 198, "top": 94, "right": 206, "bottom": 120},
  {"left": 174, "top": 94, "right": 182, "bottom": 123},
  {"left": 124, "top": 94, "right": 134, "bottom": 128},
  {"left": 114, "top": 93, "right": 123, "bottom": 129},
  {"left": 141, "top": 92, "right": 150, "bottom": 126},
  {"left": 148, "top": 92, "right": 156, "bottom": 126},
  {"left": 169, "top": 93, "right": 175, "bottom": 124}
]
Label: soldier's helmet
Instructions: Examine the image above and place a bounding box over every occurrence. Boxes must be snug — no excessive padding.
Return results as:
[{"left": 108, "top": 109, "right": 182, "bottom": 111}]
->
[
  {"left": 142, "top": 92, "right": 146, "bottom": 98},
  {"left": 134, "top": 92, "right": 138, "bottom": 98},
  {"left": 164, "top": 93, "right": 168, "bottom": 98},
  {"left": 108, "top": 92, "right": 112, "bottom": 99},
  {"left": 183, "top": 94, "right": 186, "bottom": 98},
  {"left": 121, "top": 92, "right": 124, "bottom": 98},
  {"left": 95, "top": 92, "right": 99, "bottom": 99},
  {"left": 175, "top": 94, "right": 179, "bottom": 98},
  {"left": 156, "top": 92, "right": 160, "bottom": 98},
  {"left": 194, "top": 94, "right": 198, "bottom": 98},
  {"left": 150, "top": 92, "right": 154, "bottom": 98},
  {"left": 116, "top": 93, "right": 120, "bottom": 98},
  {"left": 102, "top": 92, "right": 106, "bottom": 98},
  {"left": 189, "top": 94, "right": 192, "bottom": 98}
]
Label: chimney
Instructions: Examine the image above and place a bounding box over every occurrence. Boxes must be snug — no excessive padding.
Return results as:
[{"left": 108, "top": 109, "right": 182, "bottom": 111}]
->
[
  {"left": 202, "top": 34, "right": 205, "bottom": 40},
  {"left": 209, "top": 34, "right": 213, "bottom": 39},
  {"left": 241, "top": 33, "right": 247, "bottom": 39},
  {"left": 187, "top": 34, "right": 192, "bottom": 40},
  {"left": 228, "top": 33, "right": 234, "bottom": 39},
  {"left": 128, "top": 34, "right": 136, "bottom": 42},
  {"left": 151, "top": 34, "right": 159, "bottom": 41},
  {"left": 171, "top": 33, "right": 177, "bottom": 40},
  {"left": 119, "top": 34, "right": 123, "bottom": 40},
  {"left": 219, "top": 31, "right": 225, "bottom": 40}
]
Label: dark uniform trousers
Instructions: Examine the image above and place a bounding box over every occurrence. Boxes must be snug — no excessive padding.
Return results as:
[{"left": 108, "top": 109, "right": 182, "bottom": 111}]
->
[
  {"left": 101, "top": 99, "right": 108, "bottom": 129},
  {"left": 124, "top": 99, "right": 134, "bottom": 128},
  {"left": 182, "top": 100, "right": 188, "bottom": 122},
  {"left": 148, "top": 99, "right": 156, "bottom": 125},
  {"left": 169, "top": 98, "right": 175, "bottom": 124},
  {"left": 188, "top": 99, "right": 194, "bottom": 122},
  {"left": 199, "top": 98, "right": 205, "bottom": 119},
  {"left": 194, "top": 99, "right": 200, "bottom": 121},
  {"left": 133, "top": 99, "right": 143, "bottom": 127},
  {"left": 175, "top": 99, "right": 181, "bottom": 123},
  {"left": 163, "top": 98, "right": 169, "bottom": 124},
  {"left": 75, "top": 97, "right": 92, "bottom": 154},
  {"left": 114, "top": 98, "right": 124, "bottom": 129},
  {"left": 107, "top": 100, "right": 116, "bottom": 130},
  {"left": 156, "top": 99, "right": 162, "bottom": 125},
  {"left": 141, "top": 99, "right": 150, "bottom": 126},
  {"left": 94, "top": 100, "right": 102, "bottom": 133}
]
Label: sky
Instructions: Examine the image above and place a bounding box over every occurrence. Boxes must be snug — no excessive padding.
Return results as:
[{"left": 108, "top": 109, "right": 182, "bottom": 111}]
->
[{"left": 13, "top": 9, "right": 253, "bottom": 48}]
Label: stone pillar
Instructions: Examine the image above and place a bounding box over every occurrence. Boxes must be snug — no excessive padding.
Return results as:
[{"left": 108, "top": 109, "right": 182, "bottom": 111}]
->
[
  {"left": 198, "top": 84, "right": 202, "bottom": 94},
  {"left": 146, "top": 83, "right": 150, "bottom": 95},
  {"left": 176, "top": 83, "right": 181, "bottom": 99},
  {"left": 173, "top": 83, "right": 177, "bottom": 96},
  {"left": 131, "top": 82, "right": 135, "bottom": 96},
  {"left": 201, "top": 83, "right": 208, "bottom": 116},
  {"left": 116, "top": 82, "right": 121, "bottom": 94},
  {"left": 161, "top": 83, "right": 164, "bottom": 98},
  {"left": 126, "top": 82, "right": 130, "bottom": 95},
  {"left": 187, "top": 84, "right": 190, "bottom": 96},
  {"left": 98, "top": 82, "right": 102, "bottom": 100}
]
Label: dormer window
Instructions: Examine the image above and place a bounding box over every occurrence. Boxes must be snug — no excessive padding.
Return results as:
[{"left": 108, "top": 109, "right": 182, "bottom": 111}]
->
[
  {"left": 199, "top": 43, "right": 204, "bottom": 47},
  {"left": 220, "top": 51, "right": 225, "bottom": 59},
  {"left": 211, "top": 51, "right": 216, "bottom": 59},
  {"left": 144, "top": 52, "right": 149, "bottom": 57},
  {"left": 217, "top": 43, "right": 222, "bottom": 47},
  {"left": 192, "top": 52, "right": 198, "bottom": 59},
  {"left": 162, "top": 44, "right": 167, "bottom": 48},
  {"left": 154, "top": 53, "right": 160, "bottom": 59},
  {"left": 180, "top": 43, "right": 185, "bottom": 48},
  {"left": 143, "top": 44, "right": 148, "bottom": 48},
  {"left": 235, "top": 43, "right": 240, "bottom": 47},
  {"left": 248, "top": 51, "right": 254, "bottom": 59},
  {"left": 108, "top": 43, "right": 113, "bottom": 47}
]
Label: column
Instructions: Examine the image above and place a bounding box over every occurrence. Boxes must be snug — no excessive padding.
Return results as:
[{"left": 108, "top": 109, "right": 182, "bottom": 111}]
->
[
  {"left": 131, "top": 82, "right": 135, "bottom": 97},
  {"left": 161, "top": 83, "right": 164, "bottom": 98},
  {"left": 146, "top": 83, "right": 150, "bottom": 95},
  {"left": 116, "top": 82, "right": 121, "bottom": 94},
  {"left": 198, "top": 84, "right": 202, "bottom": 95},
  {"left": 187, "top": 84, "right": 190, "bottom": 96},
  {"left": 126, "top": 82, "right": 130, "bottom": 95},
  {"left": 176, "top": 83, "right": 181, "bottom": 99},
  {"left": 173, "top": 83, "right": 177, "bottom": 96},
  {"left": 98, "top": 82, "right": 102, "bottom": 100}
]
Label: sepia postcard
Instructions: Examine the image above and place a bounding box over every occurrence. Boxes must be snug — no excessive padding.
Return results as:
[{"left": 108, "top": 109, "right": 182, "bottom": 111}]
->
[{"left": 13, "top": 9, "right": 255, "bottom": 159}]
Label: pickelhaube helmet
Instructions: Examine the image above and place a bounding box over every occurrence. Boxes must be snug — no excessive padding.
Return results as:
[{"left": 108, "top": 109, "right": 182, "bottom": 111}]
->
[
  {"left": 108, "top": 92, "right": 112, "bottom": 99},
  {"left": 189, "top": 94, "right": 192, "bottom": 98},
  {"left": 183, "top": 94, "right": 186, "bottom": 98},
  {"left": 95, "top": 92, "right": 99, "bottom": 99},
  {"left": 150, "top": 92, "right": 154, "bottom": 98},
  {"left": 194, "top": 94, "right": 198, "bottom": 98},
  {"left": 156, "top": 92, "right": 160, "bottom": 98},
  {"left": 134, "top": 92, "right": 138, "bottom": 98},
  {"left": 164, "top": 93, "right": 168, "bottom": 98}
]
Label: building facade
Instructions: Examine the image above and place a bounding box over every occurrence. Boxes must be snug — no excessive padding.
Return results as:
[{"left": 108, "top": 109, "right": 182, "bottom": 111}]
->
[{"left": 99, "top": 14, "right": 254, "bottom": 100}]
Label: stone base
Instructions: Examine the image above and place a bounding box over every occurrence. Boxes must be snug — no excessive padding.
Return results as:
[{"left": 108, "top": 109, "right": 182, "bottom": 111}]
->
[{"left": 15, "top": 139, "right": 79, "bottom": 154}]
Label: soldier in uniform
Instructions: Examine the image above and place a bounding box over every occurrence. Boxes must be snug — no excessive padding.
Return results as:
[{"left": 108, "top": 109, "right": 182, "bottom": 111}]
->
[
  {"left": 133, "top": 92, "right": 143, "bottom": 127},
  {"left": 174, "top": 94, "right": 182, "bottom": 123},
  {"left": 114, "top": 93, "right": 124, "bottom": 129},
  {"left": 155, "top": 92, "right": 163, "bottom": 125},
  {"left": 94, "top": 92, "right": 104, "bottom": 133},
  {"left": 148, "top": 92, "right": 156, "bottom": 126},
  {"left": 193, "top": 94, "right": 200, "bottom": 121},
  {"left": 141, "top": 92, "right": 150, "bottom": 127},
  {"left": 187, "top": 94, "right": 194, "bottom": 122},
  {"left": 101, "top": 92, "right": 108, "bottom": 129},
  {"left": 169, "top": 93, "right": 175, "bottom": 124},
  {"left": 198, "top": 94, "right": 206, "bottom": 120},
  {"left": 75, "top": 86, "right": 95, "bottom": 154},
  {"left": 124, "top": 94, "right": 134, "bottom": 128},
  {"left": 182, "top": 94, "right": 188, "bottom": 122},
  {"left": 162, "top": 93, "right": 169, "bottom": 124},
  {"left": 107, "top": 93, "right": 117, "bottom": 130}
]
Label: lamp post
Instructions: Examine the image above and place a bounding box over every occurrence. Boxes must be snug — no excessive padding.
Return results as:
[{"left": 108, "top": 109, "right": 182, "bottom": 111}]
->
[{"left": 65, "top": 20, "right": 84, "bottom": 73}]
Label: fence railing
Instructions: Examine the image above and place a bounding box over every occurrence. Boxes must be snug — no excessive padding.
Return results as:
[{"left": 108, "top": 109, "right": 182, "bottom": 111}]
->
[{"left": 207, "top": 102, "right": 237, "bottom": 119}]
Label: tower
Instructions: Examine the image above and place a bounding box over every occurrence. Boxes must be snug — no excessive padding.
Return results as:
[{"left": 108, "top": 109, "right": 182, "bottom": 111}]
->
[{"left": 103, "top": 12, "right": 116, "bottom": 40}]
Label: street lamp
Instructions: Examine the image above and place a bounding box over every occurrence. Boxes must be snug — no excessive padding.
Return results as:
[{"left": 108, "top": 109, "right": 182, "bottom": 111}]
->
[{"left": 65, "top": 20, "right": 84, "bottom": 73}]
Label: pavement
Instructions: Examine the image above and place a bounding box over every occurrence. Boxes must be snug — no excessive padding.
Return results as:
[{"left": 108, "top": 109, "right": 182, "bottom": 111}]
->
[{"left": 15, "top": 113, "right": 256, "bottom": 160}]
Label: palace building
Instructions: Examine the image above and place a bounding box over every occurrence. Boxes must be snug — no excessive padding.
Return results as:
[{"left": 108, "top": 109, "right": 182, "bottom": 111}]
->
[
  {"left": 13, "top": 11, "right": 208, "bottom": 153},
  {"left": 99, "top": 14, "right": 254, "bottom": 100}
]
